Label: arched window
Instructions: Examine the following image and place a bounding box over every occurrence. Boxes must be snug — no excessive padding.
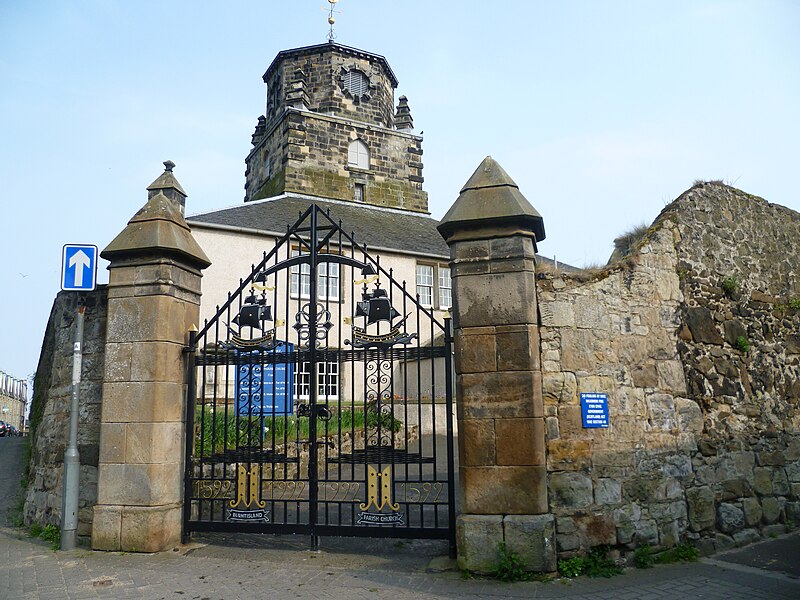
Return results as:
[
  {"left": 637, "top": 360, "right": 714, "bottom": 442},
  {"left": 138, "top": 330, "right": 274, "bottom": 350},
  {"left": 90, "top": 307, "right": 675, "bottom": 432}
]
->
[{"left": 347, "top": 139, "right": 369, "bottom": 170}]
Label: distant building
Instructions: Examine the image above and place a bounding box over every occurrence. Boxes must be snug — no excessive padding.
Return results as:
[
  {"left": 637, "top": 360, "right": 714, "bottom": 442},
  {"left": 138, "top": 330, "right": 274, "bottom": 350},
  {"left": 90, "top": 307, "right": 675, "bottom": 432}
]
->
[{"left": 0, "top": 371, "right": 27, "bottom": 431}]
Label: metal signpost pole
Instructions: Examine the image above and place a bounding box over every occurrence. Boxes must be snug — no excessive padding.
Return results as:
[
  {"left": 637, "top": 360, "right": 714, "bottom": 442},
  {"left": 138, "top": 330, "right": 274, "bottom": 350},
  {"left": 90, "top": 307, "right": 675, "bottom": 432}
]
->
[
  {"left": 59, "top": 244, "right": 96, "bottom": 551},
  {"left": 61, "top": 301, "right": 84, "bottom": 550}
]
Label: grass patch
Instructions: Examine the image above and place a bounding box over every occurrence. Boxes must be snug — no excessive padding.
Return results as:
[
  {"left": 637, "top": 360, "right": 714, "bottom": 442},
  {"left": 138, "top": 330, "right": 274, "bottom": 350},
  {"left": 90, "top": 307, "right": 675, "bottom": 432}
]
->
[
  {"left": 195, "top": 405, "right": 402, "bottom": 455},
  {"left": 693, "top": 179, "right": 725, "bottom": 187},
  {"left": 656, "top": 543, "right": 699, "bottom": 564},
  {"left": 788, "top": 298, "right": 800, "bottom": 310},
  {"left": 613, "top": 222, "right": 649, "bottom": 259}
]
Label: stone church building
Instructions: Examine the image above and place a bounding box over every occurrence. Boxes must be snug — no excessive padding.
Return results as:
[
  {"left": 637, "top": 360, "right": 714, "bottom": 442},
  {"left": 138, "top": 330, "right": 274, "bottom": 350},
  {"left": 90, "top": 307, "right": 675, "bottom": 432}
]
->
[{"left": 187, "top": 42, "right": 453, "bottom": 347}]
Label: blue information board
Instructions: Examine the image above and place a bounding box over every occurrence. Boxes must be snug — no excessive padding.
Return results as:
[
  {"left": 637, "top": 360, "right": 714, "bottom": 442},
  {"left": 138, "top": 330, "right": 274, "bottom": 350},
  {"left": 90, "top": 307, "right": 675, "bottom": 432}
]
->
[
  {"left": 236, "top": 343, "right": 295, "bottom": 416},
  {"left": 580, "top": 393, "right": 609, "bottom": 428}
]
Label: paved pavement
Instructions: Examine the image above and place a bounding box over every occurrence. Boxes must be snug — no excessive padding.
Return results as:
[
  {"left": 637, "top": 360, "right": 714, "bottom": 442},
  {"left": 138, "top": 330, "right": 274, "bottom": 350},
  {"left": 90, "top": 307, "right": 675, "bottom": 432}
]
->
[{"left": 2, "top": 437, "right": 800, "bottom": 599}]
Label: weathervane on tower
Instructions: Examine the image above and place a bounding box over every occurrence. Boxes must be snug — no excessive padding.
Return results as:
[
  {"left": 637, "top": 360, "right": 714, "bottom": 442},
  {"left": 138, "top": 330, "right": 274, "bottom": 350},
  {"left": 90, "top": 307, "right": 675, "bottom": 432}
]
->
[{"left": 326, "top": 0, "right": 340, "bottom": 42}]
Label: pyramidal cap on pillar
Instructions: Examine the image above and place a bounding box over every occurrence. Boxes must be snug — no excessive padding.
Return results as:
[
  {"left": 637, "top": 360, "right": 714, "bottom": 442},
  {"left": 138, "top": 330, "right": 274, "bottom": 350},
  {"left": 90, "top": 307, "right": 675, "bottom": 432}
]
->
[
  {"left": 146, "top": 160, "right": 187, "bottom": 212},
  {"left": 102, "top": 161, "right": 211, "bottom": 268},
  {"left": 437, "top": 156, "right": 545, "bottom": 245}
]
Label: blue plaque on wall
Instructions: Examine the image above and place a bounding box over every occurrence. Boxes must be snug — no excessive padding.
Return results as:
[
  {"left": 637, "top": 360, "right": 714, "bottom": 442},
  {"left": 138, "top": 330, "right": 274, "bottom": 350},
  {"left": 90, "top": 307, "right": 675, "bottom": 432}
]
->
[
  {"left": 580, "top": 392, "right": 609, "bottom": 428},
  {"left": 236, "top": 342, "right": 295, "bottom": 416}
]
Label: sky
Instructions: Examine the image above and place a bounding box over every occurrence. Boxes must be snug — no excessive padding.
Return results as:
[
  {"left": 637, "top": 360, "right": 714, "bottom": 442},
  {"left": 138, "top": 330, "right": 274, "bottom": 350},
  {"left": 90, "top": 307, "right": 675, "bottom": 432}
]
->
[{"left": 1, "top": 0, "right": 799, "bottom": 400}]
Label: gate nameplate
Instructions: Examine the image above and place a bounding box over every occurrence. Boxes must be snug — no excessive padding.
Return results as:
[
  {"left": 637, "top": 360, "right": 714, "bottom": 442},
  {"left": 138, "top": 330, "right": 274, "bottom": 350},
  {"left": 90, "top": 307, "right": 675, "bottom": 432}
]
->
[
  {"left": 227, "top": 464, "right": 270, "bottom": 523},
  {"left": 357, "top": 466, "right": 404, "bottom": 525}
]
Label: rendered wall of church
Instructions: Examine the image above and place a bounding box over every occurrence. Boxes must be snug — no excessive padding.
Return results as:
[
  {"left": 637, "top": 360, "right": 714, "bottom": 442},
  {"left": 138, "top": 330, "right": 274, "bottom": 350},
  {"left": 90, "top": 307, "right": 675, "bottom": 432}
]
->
[{"left": 191, "top": 226, "right": 449, "bottom": 415}]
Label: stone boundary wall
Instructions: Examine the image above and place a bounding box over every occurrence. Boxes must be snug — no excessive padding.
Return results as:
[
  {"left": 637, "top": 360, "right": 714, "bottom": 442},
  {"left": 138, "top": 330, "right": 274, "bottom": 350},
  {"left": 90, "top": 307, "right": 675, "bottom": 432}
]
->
[
  {"left": 24, "top": 288, "right": 107, "bottom": 540},
  {"left": 538, "top": 183, "right": 800, "bottom": 560}
]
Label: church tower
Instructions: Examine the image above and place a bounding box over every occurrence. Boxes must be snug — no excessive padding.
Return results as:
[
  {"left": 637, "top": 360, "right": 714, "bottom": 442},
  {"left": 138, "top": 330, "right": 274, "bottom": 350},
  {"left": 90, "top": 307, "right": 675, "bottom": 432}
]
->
[{"left": 244, "top": 42, "right": 427, "bottom": 212}]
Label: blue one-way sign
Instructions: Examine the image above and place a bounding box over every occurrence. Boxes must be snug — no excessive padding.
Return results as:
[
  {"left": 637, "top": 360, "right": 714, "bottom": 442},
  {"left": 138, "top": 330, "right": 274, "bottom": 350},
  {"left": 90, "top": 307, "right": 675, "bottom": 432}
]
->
[{"left": 61, "top": 244, "right": 98, "bottom": 291}]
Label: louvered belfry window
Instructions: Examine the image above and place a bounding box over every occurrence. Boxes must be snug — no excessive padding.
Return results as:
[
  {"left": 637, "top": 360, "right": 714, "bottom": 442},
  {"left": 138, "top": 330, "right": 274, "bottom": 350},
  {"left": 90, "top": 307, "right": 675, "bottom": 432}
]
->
[{"left": 343, "top": 69, "right": 369, "bottom": 97}]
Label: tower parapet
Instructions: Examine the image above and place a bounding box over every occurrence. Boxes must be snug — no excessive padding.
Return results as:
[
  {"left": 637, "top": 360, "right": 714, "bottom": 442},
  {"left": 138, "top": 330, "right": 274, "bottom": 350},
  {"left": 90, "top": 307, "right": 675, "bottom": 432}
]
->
[{"left": 244, "top": 43, "right": 427, "bottom": 212}]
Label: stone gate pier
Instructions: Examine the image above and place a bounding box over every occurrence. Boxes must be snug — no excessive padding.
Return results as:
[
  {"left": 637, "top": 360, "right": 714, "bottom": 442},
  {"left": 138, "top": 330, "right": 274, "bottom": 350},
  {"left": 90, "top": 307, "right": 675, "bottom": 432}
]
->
[
  {"left": 91, "top": 163, "right": 210, "bottom": 551},
  {"left": 438, "top": 157, "right": 555, "bottom": 572}
]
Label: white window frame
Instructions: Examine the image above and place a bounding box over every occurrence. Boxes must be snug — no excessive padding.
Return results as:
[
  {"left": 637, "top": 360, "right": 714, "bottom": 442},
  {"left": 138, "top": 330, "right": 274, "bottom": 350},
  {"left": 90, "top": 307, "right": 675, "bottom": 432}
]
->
[
  {"left": 290, "top": 250, "right": 340, "bottom": 301},
  {"left": 438, "top": 266, "right": 452, "bottom": 309},
  {"left": 416, "top": 263, "right": 451, "bottom": 309},
  {"left": 294, "top": 360, "right": 339, "bottom": 401},
  {"left": 416, "top": 264, "right": 434, "bottom": 307},
  {"left": 347, "top": 139, "right": 370, "bottom": 170}
]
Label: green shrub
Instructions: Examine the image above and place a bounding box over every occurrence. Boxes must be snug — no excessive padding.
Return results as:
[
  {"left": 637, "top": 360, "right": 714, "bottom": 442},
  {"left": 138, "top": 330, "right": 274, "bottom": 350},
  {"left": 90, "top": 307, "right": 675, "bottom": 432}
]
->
[
  {"left": 27, "top": 523, "right": 61, "bottom": 550},
  {"left": 634, "top": 544, "right": 655, "bottom": 569},
  {"left": 735, "top": 335, "right": 750, "bottom": 354},
  {"left": 18, "top": 436, "right": 32, "bottom": 490},
  {"left": 40, "top": 524, "right": 61, "bottom": 550},
  {"left": 788, "top": 298, "right": 800, "bottom": 310},
  {"left": 558, "top": 556, "right": 586, "bottom": 578},
  {"left": 721, "top": 276, "right": 738, "bottom": 295},
  {"left": 8, "top": 496, "right": 25, "bottom": 528},
  {"left": 583, "top": 545, "right": 623, "bottom": 578},
  {"left": 494, "top": 542, "right": 529, "bottom": 582}
]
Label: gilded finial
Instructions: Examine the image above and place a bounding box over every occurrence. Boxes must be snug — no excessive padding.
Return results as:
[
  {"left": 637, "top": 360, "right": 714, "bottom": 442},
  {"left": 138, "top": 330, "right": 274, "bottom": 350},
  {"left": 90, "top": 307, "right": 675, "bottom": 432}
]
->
[{"left": 326, "top": 0, "right": 340, "bottom": 42}]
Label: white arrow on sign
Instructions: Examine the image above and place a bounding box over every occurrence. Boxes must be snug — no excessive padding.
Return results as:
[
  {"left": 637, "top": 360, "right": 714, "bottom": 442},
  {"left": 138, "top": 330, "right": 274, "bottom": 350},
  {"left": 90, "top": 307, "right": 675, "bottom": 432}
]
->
[{"left": 68, "top": 250, "right": 92, "bottom": 287}]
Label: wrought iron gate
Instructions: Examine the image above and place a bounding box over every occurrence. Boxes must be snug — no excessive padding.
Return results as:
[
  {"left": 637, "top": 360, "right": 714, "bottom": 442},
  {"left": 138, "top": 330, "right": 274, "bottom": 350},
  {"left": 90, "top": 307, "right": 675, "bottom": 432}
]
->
[{"left": 183, "top": 205, "right": 455, "bottom": 553}]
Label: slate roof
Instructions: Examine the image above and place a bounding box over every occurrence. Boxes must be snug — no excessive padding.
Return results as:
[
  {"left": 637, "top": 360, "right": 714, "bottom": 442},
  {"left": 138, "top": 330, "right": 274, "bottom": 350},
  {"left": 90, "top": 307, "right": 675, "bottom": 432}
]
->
[{"left": 187, "top": 194, "right": 450, "bottom": 258}]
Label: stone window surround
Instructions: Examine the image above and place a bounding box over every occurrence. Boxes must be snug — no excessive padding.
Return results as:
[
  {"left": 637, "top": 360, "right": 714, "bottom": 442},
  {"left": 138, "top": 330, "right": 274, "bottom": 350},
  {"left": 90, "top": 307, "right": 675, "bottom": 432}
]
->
[
  {"left": 338, "top": 65, "right": 373, "bottom": 103},
  {"left": 353, "top": 182, "right": 366, "bottom": 203}
]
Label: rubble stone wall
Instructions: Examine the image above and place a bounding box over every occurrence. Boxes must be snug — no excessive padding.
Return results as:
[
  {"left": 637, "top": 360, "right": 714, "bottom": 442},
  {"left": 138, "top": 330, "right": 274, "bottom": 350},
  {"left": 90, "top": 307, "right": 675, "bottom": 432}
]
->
[
  {"left": 24, "top": 288, "right": 107, "bottom": 539},
  {"left": 538, "top": 183, "right": 800, "bottom": 559}
]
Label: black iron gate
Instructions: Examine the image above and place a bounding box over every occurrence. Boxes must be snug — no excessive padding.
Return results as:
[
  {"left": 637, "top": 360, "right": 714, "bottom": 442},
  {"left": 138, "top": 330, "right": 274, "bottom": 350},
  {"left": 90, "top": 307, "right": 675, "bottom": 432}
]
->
[{"left": 183, "top": 205, "right": 456, "bottom": 553}]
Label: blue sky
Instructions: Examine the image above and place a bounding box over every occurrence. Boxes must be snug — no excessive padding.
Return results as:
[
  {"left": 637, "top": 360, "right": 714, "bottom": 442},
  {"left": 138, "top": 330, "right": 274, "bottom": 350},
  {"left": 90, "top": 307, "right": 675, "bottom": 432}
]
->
[{"left": 2, "top": 0, "right": 799, "bottom": 396}]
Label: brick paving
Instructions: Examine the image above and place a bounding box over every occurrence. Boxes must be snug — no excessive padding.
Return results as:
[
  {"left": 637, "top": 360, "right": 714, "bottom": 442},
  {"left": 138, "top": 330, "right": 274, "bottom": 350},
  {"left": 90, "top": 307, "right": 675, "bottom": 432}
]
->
[{"left": 3, "top": 438, "right": 799, "bottom": 599}]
